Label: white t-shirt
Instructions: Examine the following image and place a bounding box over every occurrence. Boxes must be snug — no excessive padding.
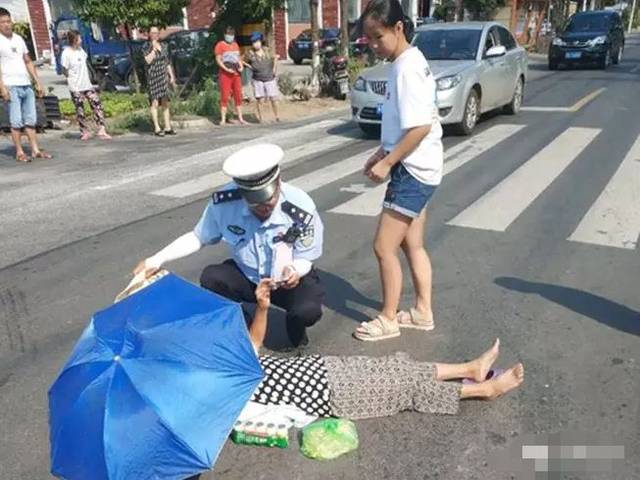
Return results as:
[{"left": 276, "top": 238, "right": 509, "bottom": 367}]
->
[
  {"left": 0, "top": 33, "right": 31, "bottom": 87},
  {"left": 381, "top": 46, "right": 443, "bottom": 186},
  {"left": 60, "top": 47, "right": 94, "bottom": 92}
]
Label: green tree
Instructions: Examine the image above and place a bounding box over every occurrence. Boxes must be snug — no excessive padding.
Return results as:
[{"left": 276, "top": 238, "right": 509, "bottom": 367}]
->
[
  {"left": 72, "top": 0, "right": 189, "bottom": 91},
  {"left": 464, "top": 0, "right": 506, "bottom": 20}
]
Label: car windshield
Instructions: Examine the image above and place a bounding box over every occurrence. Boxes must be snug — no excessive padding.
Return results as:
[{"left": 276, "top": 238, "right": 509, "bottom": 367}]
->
[
  {"left": 413, "top": 29, "right": 482, "bottom": 61},
  {"left": 565, "top": 15, "right": 609, "bottom": 32}
]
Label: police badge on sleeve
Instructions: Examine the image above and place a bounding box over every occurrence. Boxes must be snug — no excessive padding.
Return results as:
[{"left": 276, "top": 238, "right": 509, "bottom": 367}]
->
[{"left": 296, "top": 225, "right": 315, "bottom": 248}]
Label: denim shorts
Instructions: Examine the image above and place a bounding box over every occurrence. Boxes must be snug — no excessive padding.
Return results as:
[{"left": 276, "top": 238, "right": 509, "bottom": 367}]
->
[
  {"left": 8, "top": 85, "right": 37, "bottom": 129},
  {"left": 383, "top": 162, "right": 438, "bottom": 218}
]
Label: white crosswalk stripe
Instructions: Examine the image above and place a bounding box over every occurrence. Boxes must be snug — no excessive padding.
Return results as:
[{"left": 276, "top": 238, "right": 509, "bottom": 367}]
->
[
  {"left": 330, "top": 124, "right": 526, "bottom": 217},
  {"left": 150, "top": 128, "right": 360, "bottom": 198},
  {"left": 568, "top": 135, "right": 640, "bottom": 250},
  {"left": 448, "top": 127, "right": 600, "bottom": 231}
]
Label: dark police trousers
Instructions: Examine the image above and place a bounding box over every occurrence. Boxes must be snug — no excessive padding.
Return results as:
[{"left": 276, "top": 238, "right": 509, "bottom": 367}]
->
[{"left": 200, "top": 259, "right": 324, "bottom": 346}]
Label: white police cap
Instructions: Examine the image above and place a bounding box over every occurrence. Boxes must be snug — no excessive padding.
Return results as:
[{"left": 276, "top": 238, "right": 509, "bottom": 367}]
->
[{"left": 223, "top": 144, "right": 283, "bottom": 203}]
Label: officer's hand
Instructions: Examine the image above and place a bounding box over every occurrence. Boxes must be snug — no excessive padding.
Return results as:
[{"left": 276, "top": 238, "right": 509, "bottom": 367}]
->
[
  {"left": 0, "top": 86, "right": 10, "bottom": 102},
  {"left": 281, "top": 266, "right": 300, "bottom": 290},
  {"left": 35, "top": 82, "right": 44, "bottom": 98},
  {"left": 133, "top": 258, "right": 161, "bottom": 279},
  {"left": 255, "top": 279, "right": 272, "bottom": 309}
]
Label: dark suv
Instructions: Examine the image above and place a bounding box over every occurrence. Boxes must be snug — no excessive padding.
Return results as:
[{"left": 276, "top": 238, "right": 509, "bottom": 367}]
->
[
  {"left": 549, "top": 11, "right": 625, "bottom": 70},
  {"left": 288, "top": 29, "right": 341, "bottom": 64}
]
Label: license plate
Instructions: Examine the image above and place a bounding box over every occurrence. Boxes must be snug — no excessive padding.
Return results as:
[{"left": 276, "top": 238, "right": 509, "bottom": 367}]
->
[
  {"left": 565, "top": 51, "right": 582, "bottom": 59},
  {"left": 376, "top": 103, "right": 383, "bottom": 116},
  {"left": 339, "top": 79, "right": 349, "bottom": 94},
  {"left": 297, "top": 42, "right": 310, "bottom": 48}
]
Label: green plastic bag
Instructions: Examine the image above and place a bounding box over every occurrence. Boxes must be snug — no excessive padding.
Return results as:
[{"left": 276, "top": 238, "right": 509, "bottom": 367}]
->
[{"left": 300, "top": 418, "right": 358, "bottom": 460}]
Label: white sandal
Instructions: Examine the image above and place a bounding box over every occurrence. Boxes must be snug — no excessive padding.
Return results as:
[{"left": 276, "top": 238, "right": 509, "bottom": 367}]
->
[
  {"left": 396, "top": 308, "right": 435, "bottom": 331},
  {"left": 353, "top": 315, "right": 400, "bottom": 342}
]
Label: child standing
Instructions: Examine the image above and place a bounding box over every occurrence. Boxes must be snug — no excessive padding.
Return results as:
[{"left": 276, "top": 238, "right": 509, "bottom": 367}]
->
[
  {"left": 354, "top": 0, "right": 443, "bottom": 341},
  {"left": 243, "top": 32, "right": 280, "bottom": 123},
  {"left": 61, "top": 30, "right": 111, "bottom": 141}
]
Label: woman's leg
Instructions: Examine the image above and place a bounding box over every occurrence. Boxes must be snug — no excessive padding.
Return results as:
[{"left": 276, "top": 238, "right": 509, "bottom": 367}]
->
[
  {"left": 270, "top": 97, "right": 280, "bottom": 121},
  {"left": 234, "top": 75, "right": 248, "bottom": 124},
  {"left": 373, "top": 209, "right": 412, "bottom": 321},
  {"left": 400, "top": 208, "right": 433, "bottom": 318},
  {"left": 255, "top": 97, "right": 264, "bottom": 123},
  {"left": 85, "top": 90, "right": 109, "bottom": 137},
  {"left": 161, "top": 98, "right": 172, "bottom": 131},
  {"left": 71, "top": 91, "right": 89, "bottom": 138},
  {"left": 219, "top": 75, "right": 231, "bottom": 125},
  {"left": 150, "top": 99, "right": 161, "bottom": 132},
  {"left": 434, "top": 339, "right": 500, "bottom": 382},
  {"left": 460, "top": 363, "right": 524, "bottom": 400}
]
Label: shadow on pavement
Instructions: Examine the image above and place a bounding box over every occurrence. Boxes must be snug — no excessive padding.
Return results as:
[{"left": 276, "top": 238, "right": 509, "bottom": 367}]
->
[
  {"left": 495, "top": 276, "right": 639, "bottom": 336},
  {"left": 318, "top": 269, "right": 380, "bottom": 323}
]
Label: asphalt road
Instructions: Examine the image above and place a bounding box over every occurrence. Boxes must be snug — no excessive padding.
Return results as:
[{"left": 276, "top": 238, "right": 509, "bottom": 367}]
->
[{"left": 1, "top": 42, "right": 639, "bottom": 480}]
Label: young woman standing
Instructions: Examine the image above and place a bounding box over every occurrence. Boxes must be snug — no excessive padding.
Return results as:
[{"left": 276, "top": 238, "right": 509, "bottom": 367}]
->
[
  {"left": 142, "top": 26, "right": 177, "bottom": 137},
  {"left": 61, "top": 30, "right": 111, "bottom": 141},
  {"left": 354, "top": 0, "right": 443, "bottom": 341}
]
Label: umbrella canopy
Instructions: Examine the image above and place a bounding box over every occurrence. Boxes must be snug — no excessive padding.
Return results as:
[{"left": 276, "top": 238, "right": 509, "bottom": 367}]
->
[{"left": 49, "top": 273, "right": 263, "bottom": 480}]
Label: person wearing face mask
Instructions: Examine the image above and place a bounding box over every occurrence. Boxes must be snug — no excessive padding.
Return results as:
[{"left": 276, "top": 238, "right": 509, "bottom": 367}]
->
[
  {"left": 214, "top": 26, "right": 247, "bottom": 126},
  {"left": 134, "top": 144, "right": 325, "bottom": 349},
  {"left": 243, "top": 32, "right": 280, "bottom": 123}
]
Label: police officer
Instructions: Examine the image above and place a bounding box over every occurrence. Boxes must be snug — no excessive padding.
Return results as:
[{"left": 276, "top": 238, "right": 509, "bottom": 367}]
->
[{"left": 135, "top": 143, "right": 324, "bottom": 347}]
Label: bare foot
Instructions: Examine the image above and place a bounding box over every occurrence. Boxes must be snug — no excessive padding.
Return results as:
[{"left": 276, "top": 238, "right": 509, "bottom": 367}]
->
[
  {"left": 470, "top": 338, "right": 500, "bottom": 382},
  {"left": 484, "top": 363, "right": 524, "bottom": 400}
]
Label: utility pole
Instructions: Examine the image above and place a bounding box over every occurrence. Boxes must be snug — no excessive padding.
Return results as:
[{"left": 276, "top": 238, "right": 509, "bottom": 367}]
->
[
  {"left": 340, "top": 0, "right": 350, "bottom": 58},
  {"left": 629, "top": 0, "right": 637, "bottom": 34}
]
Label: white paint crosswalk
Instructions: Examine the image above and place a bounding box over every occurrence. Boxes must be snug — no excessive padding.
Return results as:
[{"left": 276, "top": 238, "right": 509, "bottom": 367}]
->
[
  {"left": 568, "top": 135, "right": 640, "bottom": 250},
  {"left": 448, "top": 127, "right": 600, "bottom": 231},
  {"left": 330, "top": 123, "right": 526, "bottom": 217},
  {"left": 143, "top": 121, "right": 640, "bottom": 251}
]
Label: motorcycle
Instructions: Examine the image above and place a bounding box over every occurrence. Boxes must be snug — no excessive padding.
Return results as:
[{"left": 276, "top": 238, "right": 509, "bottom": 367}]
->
[{"left": 320, "top": 46, "right": 350, "bottom": 101}]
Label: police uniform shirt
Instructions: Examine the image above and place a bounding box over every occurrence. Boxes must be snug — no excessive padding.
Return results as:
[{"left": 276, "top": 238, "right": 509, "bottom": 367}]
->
[{"left": 193, "top": 182, "right": 323, "bottom": 284}]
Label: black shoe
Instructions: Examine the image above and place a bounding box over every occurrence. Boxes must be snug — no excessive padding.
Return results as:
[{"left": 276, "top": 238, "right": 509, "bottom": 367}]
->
[{"left": 164, "top": 129, "right": 177, "bottom": 135}]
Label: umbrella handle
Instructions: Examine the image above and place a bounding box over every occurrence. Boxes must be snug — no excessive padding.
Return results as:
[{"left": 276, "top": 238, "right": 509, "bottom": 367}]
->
[{"left": 114, "top": 269, "right": 169, "bottom": 303}]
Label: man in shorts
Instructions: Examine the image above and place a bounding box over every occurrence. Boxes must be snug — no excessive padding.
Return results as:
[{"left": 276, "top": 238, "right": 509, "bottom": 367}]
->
[{"left": 0, "top": 7, "right": 51, "bottom": 163}]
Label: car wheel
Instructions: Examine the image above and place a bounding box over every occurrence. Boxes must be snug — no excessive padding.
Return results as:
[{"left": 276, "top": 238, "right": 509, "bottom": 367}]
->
[
  {"left": 504, "top": 77, "right": 524, "bottom": 115},
  {"left": 359, "top": 123, "right": 381, "bottom": 138},
  {"left": 293, "top": 57, "right": 303, "bottom": 65},
  {"left": 548, "top": 61, "right": 558, "bottom": 70},
  {"left": 612, "top": 45, "right": 622, "bottom": 65},
  {"left": 454, "top": 89, "right": 480, "bottom": 136}
]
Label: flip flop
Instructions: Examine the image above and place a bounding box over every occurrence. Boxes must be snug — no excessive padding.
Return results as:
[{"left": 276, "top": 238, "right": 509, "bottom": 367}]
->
[
  {"left": 16, "top": 153, "right": 31, "bottom": 163},
  {"left": 397, "top": 308, "right": 435, "bottom": 331},
  {"left": 462, "top": 369, "right": 505, "bottom": 385},
  {"left": 353, "top": 315, "right": 400, "bottom": 342},
  {"left": 32, "top": 151, "right": 52, "bottom": 160}
]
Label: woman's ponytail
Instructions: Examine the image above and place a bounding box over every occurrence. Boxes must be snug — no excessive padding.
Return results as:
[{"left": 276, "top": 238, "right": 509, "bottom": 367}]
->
[
  {"left": 402, "top": 15, "right": 414, "bottom": 41},
  {"left": 361, "top": 0, "right": 413, "bottom": 41}
]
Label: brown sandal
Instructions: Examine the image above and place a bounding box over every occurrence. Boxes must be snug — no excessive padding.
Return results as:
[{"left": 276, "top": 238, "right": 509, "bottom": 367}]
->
[
  {"left": 16, "top": 152, "right": 31, "bottom": 163},
  {"left": 32, "top": 151, "right": 52, "bottom": 160}
]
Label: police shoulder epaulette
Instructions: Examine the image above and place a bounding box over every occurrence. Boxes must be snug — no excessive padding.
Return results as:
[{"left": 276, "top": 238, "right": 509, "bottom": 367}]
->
[
  {"left": 282, "top": 201, "right": 313, "bottom": 226},
  {"left": 212, "top": 189, "right": 241, "bottom": 204}
]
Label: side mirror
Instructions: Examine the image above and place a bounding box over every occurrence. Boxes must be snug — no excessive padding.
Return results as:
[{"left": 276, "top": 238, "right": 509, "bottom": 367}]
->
[{"left": 486, "top": 45, "right": 507, "bottom": 58}]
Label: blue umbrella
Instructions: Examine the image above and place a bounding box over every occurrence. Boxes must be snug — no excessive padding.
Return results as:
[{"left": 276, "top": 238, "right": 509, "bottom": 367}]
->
[{"left": 49, "top": 273, "right": 263, "bottom": 480}]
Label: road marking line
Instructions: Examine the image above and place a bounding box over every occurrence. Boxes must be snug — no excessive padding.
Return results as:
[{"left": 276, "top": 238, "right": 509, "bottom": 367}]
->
[
  {"left": 95, "top": 118, "right": 352, "bottom": 193},
  {"left": 568, "top": 134, "right": 640, "bottom": 249},
  {"left": 329, "top": 124, "right": 525, "bottom": 217},
  {"left": 448, "top": 127, "right": 601, "bottom": 231},
  {"left": 292, "top": 148, "right": 378, "bottom": 192},
  {"left": 150, "top": 131, "right": 359, "bottom": 198},
  {"left": 522, "top": 88, "right": 606, "bottom": 112}
]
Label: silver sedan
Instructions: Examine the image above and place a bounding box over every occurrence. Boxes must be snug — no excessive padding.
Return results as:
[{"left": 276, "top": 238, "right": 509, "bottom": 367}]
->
[{"left": 351, "top": 22, "right": 528, "bottom": 136}]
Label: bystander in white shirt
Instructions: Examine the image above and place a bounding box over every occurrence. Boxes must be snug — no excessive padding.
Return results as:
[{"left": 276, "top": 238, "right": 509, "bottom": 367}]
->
[
  {"left": 0, "top": 33, "right": 31, "bottom": 86},
  {"left": 381, "top": 46, "right": 443, "bottom": 186},
  {"left": 60, "top": 46, "right": 94, "bottom": 92}
]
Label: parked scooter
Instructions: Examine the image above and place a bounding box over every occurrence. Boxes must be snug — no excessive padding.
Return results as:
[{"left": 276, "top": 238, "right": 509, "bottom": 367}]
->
[{"left": 320, "top": 46, "right": 350, "bottom": 101}]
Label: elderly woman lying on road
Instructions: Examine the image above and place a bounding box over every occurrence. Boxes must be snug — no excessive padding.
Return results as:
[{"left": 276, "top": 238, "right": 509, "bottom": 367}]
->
[{"left": 246, "top": 280, "right": 525, "bottom": 420}]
